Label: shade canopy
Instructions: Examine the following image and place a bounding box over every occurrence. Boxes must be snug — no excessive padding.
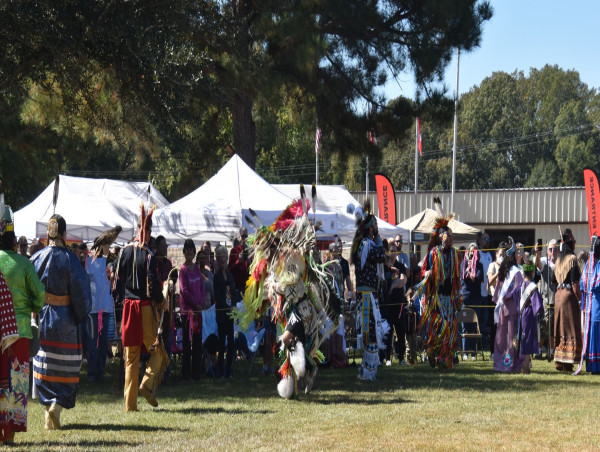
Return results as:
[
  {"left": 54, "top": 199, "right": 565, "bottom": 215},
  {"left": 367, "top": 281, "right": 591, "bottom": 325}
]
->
[{"left": 398, "top": 208, "right": 480, "bottom": 244}]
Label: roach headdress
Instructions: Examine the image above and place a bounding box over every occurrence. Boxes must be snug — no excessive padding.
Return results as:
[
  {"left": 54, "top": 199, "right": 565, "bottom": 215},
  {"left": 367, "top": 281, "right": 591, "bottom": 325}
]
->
[
  {"left": 138, "top": 202, "right": 156, "bottom": 245},
  {"left": 428, "top": 197, "right": 454, "bottom": 250}
]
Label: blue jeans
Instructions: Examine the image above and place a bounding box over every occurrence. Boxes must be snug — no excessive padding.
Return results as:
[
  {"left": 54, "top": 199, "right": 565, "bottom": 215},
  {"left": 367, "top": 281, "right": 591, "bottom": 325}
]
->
[{"left": 82, "top": 312, "right": 111, "bottom": 380}]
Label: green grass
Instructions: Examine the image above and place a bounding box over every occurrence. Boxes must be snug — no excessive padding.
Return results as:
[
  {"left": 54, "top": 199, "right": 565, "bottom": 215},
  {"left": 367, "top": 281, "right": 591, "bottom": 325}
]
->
[{"left": 11, "top": 355, "right": 600, "bottom": 451}]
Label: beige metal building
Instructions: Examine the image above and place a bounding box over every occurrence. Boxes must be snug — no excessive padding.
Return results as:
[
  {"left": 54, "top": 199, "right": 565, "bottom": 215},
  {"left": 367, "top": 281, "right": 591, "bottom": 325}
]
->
[{"left": 353, "top": 187, "right": 590, "bottom": 252}]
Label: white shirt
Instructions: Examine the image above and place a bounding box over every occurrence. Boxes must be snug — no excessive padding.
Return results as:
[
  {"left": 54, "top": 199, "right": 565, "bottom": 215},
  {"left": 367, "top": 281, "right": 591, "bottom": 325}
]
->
[{"left": 479, "top": 250, "right": 493, "bottom": 297}]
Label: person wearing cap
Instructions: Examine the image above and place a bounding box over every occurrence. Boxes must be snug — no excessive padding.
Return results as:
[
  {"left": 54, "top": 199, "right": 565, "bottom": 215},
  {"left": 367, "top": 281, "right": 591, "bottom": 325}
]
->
[
  {"left": 30, "top": 214, "right": 91, "bottom": 430},
  {"left": 0, "top": 195, "right": 45, "bottom": 442},
  {"left": 16, "top": 236, "right": 29, "bottom": 258}
]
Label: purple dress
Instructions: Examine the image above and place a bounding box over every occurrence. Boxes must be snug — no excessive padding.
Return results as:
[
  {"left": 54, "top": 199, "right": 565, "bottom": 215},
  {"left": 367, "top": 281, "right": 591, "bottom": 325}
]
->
[
  {"left": 494, "top": 267, "right": 523, "bottom": 372},
  {"left": 519, "top": 282, "right": 543, "bottom": 355}
]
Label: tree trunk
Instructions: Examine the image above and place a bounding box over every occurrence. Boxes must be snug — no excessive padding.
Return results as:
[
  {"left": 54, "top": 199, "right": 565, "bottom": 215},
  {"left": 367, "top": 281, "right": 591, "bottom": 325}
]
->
[{"left": 231, "top": 91, "right": 256, "bottom": 169}]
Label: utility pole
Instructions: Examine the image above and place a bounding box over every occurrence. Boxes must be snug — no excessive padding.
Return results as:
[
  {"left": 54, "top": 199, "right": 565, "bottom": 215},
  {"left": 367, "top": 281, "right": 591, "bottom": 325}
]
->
[{"left": 451, "top": 48, "right": 460, "bottom": 213}]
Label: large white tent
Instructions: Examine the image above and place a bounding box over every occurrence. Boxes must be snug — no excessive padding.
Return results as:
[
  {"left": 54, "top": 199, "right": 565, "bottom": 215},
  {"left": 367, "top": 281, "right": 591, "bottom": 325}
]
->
[
  {"left": 14, "top": 175, "right": 169, "bottom": 243},
  {"left": 273, "top": 184, "right": 408, "bottom": 243},
  {"left": 152, "top": 155, "right": 338, "bottom": 245}
]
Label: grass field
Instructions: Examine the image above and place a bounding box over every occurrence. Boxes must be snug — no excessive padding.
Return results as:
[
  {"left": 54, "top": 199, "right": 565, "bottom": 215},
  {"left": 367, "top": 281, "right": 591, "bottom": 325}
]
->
[{"left": 11, "top": 355, "right": 600, "bottom": 451}]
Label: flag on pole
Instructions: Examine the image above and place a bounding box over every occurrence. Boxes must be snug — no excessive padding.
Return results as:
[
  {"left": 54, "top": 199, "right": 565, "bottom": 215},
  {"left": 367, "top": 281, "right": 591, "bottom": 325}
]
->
[
  {"left": 417, "top": 117, "right": 422, "bottom": 156},
  {"left": 369, "top": 130, "right": 377, "bottom": 146},
  {"left": 315, "top": 127, "right": 322, "bottom": 155}
]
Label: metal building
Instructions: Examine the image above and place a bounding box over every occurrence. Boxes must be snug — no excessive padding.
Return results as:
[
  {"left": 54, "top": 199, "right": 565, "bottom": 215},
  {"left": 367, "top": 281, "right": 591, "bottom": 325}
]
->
[{"left": 353, "top": 187, "right": 590, "bottom": 252}]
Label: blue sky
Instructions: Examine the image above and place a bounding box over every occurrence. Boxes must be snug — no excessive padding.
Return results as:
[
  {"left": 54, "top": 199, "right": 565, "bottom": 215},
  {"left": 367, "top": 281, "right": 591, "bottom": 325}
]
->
[{"left": 384, "top": 0, "right": 600, "bottom": 100}]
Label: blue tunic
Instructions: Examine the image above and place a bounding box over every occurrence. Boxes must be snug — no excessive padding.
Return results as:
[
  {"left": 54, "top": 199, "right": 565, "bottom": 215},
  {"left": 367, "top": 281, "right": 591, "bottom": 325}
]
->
[
  {"left": 581, "top": 259, "right": 600, "bottom": 373},
  {"left": 31, "top": 245, "right": 91, "bottom": 409}
]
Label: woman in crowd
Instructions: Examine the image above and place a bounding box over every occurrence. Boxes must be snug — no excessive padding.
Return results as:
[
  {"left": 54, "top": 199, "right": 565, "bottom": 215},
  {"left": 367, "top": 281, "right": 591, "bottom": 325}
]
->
[
  {"left": 552, "top": 229, "right": 582, "bottom": 372},
  {"left": 382, "top": 242, "right": 407, "bottom": 366},
  {"left": 460, "top": 243, "right": 483, "bottom": 360},
  {"left": 493, "top": 238, "right": 523, "bottom": 372},
  {"left": 518, "top": 259, "right": 543, "bottom": 373},
  {"left": 486, "top": 242, "right": 506, "bottom": 358},
  {"left": 179, "top": 239, "right": 205, "bottom": 380},
  {"left": 214, "top": 245, "right": 237, "bottom": 378}
]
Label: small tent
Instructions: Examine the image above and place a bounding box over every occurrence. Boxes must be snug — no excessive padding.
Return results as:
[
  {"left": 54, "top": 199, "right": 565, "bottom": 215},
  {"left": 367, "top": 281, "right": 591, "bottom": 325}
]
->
[
  {"left": 398, "top": 208, "right": 480, "bottom": 244},
  {"left": 273, "top": 184, "right": 408, "bottom": 243},
  {"left": 152, "top": 155, "right": 338, "bottom": 245},
  {"left": 14, "top": 175, "right": 169, "bottom": 243}
]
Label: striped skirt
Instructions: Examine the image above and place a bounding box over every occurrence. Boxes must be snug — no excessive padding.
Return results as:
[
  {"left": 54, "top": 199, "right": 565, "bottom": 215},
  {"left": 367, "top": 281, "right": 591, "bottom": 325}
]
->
[{"left": 33, "top": 305, "right": 82, "bottom": 409}]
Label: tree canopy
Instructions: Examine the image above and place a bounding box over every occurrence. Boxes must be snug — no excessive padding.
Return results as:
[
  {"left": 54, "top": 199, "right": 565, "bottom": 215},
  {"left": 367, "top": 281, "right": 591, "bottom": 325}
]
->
[
  {"left": 0, "top": 0, "right": 492, "bottom": 208},
  {"left": 379, "top": 65, "right": 600, "bottom": 192}
]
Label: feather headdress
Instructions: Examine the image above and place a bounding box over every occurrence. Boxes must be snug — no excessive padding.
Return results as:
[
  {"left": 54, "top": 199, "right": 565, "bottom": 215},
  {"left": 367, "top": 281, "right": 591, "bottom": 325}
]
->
[
  {"left": 273, "top": 185, "right": 311, "bottom": 232},
  {"left": 351, "top": 199, "right": 376, "bottom": 264},
  {"left": 428, "top": 197, "right": 455, "bottom": 250},
  {"left": 138, "top": 202, "right": 156, "bottom": 245}
]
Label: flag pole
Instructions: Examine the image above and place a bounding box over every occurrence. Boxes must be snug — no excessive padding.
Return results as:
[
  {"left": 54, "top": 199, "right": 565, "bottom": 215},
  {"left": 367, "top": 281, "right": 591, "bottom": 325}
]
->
[
  {"left": 451, "top": 48, "right": 460, "bottom": 213},
  {"left": 414, "top": 118, "right": 419, "bottom": 217},
  {"left": 315, "top": 126, "right": 321, "bottom": 185}
]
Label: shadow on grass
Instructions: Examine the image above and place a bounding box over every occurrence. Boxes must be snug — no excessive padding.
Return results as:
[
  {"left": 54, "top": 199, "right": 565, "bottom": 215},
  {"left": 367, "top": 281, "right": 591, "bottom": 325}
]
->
[
  {"left": 168, "top": 406, "right": 273, "bottom": 415},
  {"left": 79, "top": 354, "right": 599, "bottom": 407},
  {"left": 63, "top": 423, "right": 186, "bottom": 432},
  {"left": 17, "top": 440, "right": 138, "bottom": 448}
]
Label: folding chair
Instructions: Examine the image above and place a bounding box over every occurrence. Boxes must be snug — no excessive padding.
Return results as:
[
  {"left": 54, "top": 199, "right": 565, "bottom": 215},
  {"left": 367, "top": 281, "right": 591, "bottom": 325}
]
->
[{"left": 457, "top": 308, "right": 485, "bottom": 361}]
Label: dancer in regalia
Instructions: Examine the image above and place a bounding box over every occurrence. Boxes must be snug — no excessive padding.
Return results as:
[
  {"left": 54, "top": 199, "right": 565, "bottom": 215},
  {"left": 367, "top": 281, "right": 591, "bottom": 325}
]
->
[
  {"left": 552, "top": 229, "right": 582, "bottom": 372},
  {"left": 413, "top": 198, "right": 462, "bottom": 368},
  {"left": 351, "top": 202, "right": 389, "bottom": 380},
  {"left": 115, "top": 204, "right": 168, "bottom": 411},
  {"left": 31, "top": 214, "right": 91, "bottom": 429},
  {"left": 578, "top": 235, "right": 600, "bottom": 375},
  {"left": 234, "top": 185, "right": 341, "bottom": 398}
]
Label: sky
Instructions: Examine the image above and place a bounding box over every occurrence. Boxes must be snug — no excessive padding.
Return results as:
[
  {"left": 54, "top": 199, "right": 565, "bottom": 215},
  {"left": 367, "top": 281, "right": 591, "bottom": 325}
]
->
[{"left": 384, "top": 0, "right": 600, "bottom": 100}]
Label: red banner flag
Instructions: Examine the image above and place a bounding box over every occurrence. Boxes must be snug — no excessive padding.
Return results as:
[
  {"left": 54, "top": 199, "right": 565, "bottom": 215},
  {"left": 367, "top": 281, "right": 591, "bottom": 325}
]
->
[
  {"left": 315, "top": 128, "right": 322, "bottom": 155},
  {"left": 374, "top": 174, "right": 397, "bottom": 226},
  {"left": 417, "top": 117, "right": 422, "bottom": 156},
  {"left": 369, "top": 130, "right": 377, "bottom": 146},
  {"left": 584, "top": 168, "right": 600, "bottom": 239}
]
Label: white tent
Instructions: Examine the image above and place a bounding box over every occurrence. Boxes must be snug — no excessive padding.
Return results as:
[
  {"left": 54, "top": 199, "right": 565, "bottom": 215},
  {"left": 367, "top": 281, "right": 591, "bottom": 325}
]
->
[
  {"left": 14, "top": 175, "right": 169, "bottom": 243},
  {"left": 273, "top": 184, "right": 408, "bottom": 243},
  {"left": 152, "top": 155, "right": 338, "bottom": 245}
]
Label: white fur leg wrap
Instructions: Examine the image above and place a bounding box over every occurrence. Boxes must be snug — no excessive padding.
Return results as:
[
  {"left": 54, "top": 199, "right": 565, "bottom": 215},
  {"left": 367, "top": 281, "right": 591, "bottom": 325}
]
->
[
  {"left": 277, "top": 376, "right": 295, "bottom": 399},
  {"left": 290, "top": 341, "right": 306, "bottom": 378}
]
